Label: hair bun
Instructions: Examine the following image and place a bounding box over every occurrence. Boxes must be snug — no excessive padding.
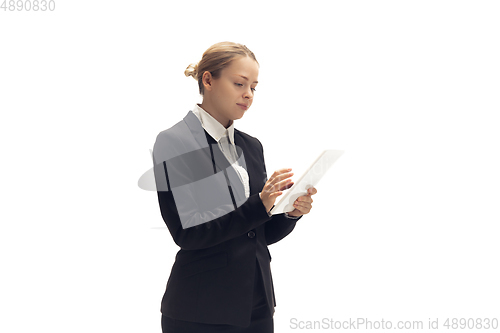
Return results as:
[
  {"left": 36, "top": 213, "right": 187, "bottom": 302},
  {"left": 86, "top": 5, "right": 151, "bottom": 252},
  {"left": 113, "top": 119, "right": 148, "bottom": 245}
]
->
[{"left": 184, "top": 63, "right": 198, "bottom": 79}]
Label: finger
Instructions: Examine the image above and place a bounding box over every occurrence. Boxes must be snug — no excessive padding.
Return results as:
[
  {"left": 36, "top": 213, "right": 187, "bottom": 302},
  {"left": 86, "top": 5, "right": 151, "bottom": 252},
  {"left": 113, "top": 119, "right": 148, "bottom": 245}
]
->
[
  {"left": 270, "top": 191, "right": 283, "bottom": 198},
  {"left": 307, "top": 187, "right": 318, "bottom": 196},
  {"left": 295, "top": 197, "right": 312, "bottom": 207},
  {"left": 294, "top": 199, "right": 311, "bottom": 208},
  {"left": 296, "top": 196, "right": 313, "bottom": 204},
  {"left": 293, "top": 201, "right": 311, "bottom": 214},
  {"left": 271, "top": 171, "right": 294, "bottom": 184},
  {"left": 270, "top": 168, "right": 292, "bottom": 179},
  {"left": 268, "top": 177, "right": 293, "bottom": 192},
  {"left": 263, "top": 189, "right": 283, "bottom": 199},
  {"left": 275, "top": 180, "right": 294, "bottom": 192}
]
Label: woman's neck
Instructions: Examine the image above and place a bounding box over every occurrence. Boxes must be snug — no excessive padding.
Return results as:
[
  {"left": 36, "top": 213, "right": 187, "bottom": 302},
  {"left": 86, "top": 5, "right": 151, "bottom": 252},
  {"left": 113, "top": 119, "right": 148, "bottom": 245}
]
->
[{"left": 199, "top": 101, "right": 231, "bottom": 128}]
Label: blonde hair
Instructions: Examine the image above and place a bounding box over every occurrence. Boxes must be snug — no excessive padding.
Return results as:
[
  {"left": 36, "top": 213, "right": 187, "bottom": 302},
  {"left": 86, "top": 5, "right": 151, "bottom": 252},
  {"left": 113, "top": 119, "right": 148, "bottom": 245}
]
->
[{"left": 185, "top": 41, "right": 259, "bottom": 95}]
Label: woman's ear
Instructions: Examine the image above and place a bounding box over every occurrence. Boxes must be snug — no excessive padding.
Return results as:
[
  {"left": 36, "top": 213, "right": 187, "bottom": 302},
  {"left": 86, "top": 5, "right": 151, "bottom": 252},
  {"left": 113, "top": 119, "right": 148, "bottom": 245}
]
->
[{"left": 202, "top": 71, "right": 213, "bottom": 92}]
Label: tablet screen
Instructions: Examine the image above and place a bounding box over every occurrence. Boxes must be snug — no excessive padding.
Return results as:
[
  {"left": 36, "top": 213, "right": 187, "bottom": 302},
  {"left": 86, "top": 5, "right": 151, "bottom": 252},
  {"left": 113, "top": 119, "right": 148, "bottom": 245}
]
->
[{"left": 270, "top": 149, "right": 344, "bottom": 215}]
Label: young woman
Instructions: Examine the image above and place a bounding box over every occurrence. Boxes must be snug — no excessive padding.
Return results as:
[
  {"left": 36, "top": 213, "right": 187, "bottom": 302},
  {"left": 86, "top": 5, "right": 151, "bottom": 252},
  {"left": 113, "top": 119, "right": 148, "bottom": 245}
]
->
[{"left": 153, "top": 41, "right": 317, "bottom": 333}]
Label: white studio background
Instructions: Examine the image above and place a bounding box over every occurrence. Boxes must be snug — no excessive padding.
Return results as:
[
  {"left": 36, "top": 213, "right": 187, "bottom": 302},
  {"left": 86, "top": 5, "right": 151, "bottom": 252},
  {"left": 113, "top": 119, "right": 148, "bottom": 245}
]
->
[{"left": 1, "top": 1, "right": 499, "bottom": 332}]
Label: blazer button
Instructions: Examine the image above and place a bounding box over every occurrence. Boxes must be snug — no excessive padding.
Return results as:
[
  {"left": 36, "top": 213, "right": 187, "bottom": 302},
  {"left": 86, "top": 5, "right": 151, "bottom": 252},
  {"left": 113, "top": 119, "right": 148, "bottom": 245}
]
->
[{"left": 247, "top": 231, "right": 255, "bottom": 238}]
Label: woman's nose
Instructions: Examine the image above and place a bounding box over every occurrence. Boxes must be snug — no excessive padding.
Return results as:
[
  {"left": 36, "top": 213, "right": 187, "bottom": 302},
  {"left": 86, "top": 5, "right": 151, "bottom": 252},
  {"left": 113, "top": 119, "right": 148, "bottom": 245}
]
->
[{"left": 243, "top": 88, "right": 253, "bottom": 99}]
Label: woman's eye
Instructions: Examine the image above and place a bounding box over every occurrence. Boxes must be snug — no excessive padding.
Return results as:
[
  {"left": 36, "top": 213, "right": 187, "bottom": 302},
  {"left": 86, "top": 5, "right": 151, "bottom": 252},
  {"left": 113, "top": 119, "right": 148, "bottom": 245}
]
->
[{"left": 235, "top": 83, "right": 256, "bottom": 92}]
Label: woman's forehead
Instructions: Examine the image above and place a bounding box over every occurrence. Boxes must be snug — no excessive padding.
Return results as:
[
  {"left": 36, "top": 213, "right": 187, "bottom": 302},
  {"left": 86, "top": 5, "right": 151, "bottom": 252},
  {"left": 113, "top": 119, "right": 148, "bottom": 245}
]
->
[{"left": 224, "top": 57, "right": 259, "bottom": 79}]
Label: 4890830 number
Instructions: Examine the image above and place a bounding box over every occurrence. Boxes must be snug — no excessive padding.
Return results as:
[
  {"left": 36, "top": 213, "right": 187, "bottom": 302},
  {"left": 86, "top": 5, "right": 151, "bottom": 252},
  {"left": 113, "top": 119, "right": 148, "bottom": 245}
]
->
[
  {"left": 443, "top": 318, "right": 498, "bottom": 330},
  {"left": 1, "top": 0, "right": 55, "bottom": 11}
]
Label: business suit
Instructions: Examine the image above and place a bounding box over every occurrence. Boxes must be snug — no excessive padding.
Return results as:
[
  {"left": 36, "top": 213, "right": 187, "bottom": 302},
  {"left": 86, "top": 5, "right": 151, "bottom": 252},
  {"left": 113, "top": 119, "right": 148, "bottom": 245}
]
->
[{"left": 153, "top": 110, "right": 302, "bottom": 329}]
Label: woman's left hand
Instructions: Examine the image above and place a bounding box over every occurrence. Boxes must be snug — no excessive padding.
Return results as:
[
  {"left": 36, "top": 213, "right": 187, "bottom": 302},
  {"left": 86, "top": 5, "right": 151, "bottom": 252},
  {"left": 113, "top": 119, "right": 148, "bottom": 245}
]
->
[{"left": 286, "top": 187, "right": 317, "bottom": 217}]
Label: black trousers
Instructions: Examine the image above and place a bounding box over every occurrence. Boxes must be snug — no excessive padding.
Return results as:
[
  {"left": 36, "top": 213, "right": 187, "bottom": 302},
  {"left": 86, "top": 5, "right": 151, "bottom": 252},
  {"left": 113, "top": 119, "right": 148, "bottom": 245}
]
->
[{"left": 161, "top": 260, "right": 273, "bottom": 333}]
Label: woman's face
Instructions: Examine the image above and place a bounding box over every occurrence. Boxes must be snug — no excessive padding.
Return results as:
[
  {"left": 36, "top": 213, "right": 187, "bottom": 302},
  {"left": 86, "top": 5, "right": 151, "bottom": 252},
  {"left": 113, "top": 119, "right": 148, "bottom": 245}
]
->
[{"left": 205, "top": 56, "right": 259, "bottom": 127}]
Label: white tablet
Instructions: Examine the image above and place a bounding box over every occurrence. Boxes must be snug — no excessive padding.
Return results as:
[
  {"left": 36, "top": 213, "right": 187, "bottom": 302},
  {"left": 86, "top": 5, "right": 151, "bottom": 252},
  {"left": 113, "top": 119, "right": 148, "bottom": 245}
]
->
[{"left": 270, "top": 149, "right": 344, "bottom": 215}]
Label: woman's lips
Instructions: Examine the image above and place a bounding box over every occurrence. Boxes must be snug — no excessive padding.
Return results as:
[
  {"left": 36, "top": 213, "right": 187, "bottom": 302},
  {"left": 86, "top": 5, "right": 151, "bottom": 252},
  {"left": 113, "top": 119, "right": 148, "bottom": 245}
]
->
[{"left": 237, "top": 104, "right": 248, "bottom": 110}]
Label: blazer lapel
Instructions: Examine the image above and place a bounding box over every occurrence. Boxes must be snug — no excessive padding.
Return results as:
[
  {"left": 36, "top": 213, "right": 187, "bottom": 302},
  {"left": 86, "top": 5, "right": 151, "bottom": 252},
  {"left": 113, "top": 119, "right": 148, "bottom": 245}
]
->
[
  {"left": 234, "top": 131, "right": 266, "bottom": 197},
  {"left": 183, "top": 111, "right": 247, "bottom": 205}
]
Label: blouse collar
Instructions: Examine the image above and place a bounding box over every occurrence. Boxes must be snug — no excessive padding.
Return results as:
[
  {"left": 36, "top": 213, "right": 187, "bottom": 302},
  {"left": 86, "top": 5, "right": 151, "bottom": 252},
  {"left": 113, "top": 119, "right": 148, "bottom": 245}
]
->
[{"left": 192, "top": 104, "right": 236, "bottom": 145}]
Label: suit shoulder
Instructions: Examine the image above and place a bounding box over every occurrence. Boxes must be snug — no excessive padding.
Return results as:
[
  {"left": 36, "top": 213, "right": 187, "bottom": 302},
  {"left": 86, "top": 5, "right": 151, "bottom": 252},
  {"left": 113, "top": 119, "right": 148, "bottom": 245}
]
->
[
  {"left": 153, "top": 117, "right": 192, "bottom": 163},
  {"left": 155, "top": 118, "right": 186, "bottom": 141},
  {"left": 234, "top": 128, "right": 263, "bottom": 150}
]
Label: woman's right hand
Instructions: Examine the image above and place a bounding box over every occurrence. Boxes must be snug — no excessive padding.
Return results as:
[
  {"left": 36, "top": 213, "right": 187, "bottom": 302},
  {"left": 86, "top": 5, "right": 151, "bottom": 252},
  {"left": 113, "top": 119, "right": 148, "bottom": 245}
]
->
[{"left": 260, "top": 168, "right": 294, "bottom": 213}]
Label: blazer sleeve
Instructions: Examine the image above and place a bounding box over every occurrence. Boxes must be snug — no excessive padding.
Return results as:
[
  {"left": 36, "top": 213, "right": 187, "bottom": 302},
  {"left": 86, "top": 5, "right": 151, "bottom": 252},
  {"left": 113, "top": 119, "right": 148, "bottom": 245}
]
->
[
  {"left": 157, "top": 191, "right": 271, "bottom": 250},
  {"left": 258, "top": 141, "right": 303, "bottom": 246}
]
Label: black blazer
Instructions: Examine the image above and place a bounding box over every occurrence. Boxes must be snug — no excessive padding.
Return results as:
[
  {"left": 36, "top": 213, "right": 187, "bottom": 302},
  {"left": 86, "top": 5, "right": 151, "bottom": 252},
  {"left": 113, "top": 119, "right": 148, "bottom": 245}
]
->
[{"left": 153, "top": 111, "right": 301, "bottom": 327}]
